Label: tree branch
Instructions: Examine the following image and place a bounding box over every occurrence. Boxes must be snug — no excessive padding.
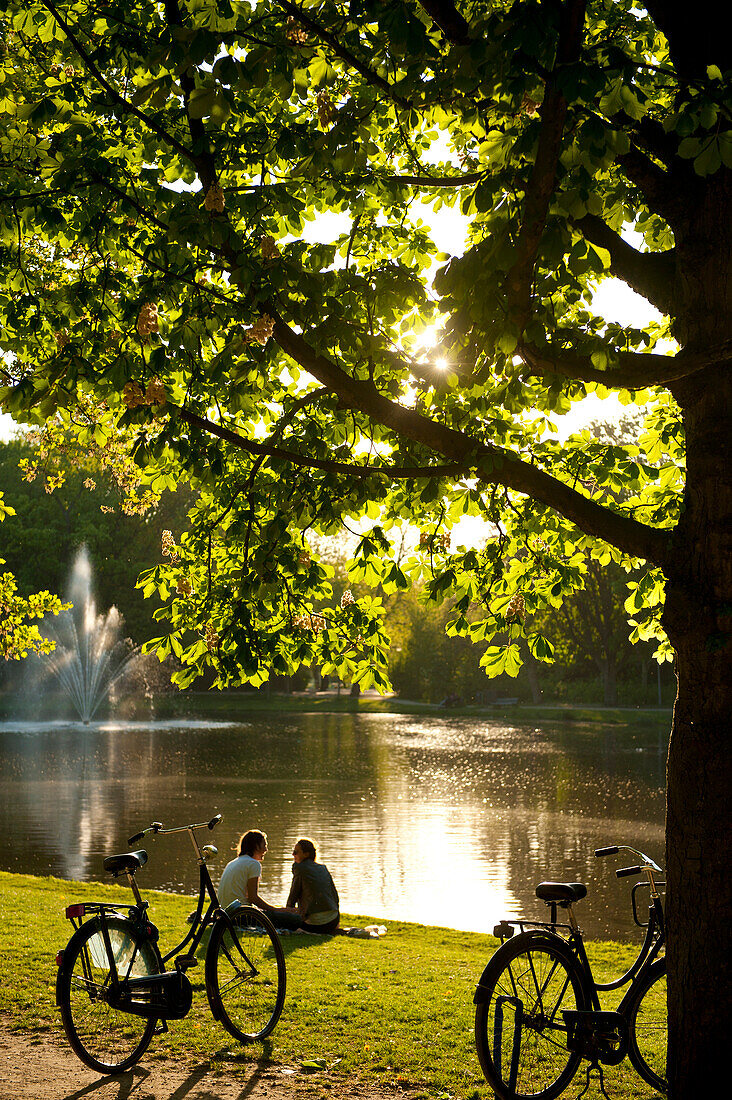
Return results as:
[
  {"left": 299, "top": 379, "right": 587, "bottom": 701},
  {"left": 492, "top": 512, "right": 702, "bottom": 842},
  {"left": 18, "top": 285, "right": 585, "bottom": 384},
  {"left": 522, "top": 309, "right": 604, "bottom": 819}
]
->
[
  {"left": 518, "top": 340, "right": 728, "bottom": 389},
  {"left": 266, "top": 308, "right": 670, "bottom": 567},
  {"left": 163, "top": 0, "right": 216, "bottom": 190},
  {"left": 631, "top": 115, "right": 683, "bottom": 170},
  {"left": 387, "top": 171, "right": 484, "bottom": 187},
  {"left": 85, "top": 168, "right": 172, "bottom": 237},
  {"left": 572, "top": 213, "right": 676, "bottom": 315},
  {"left": 617, "top": 146, "right": 694, "bottom": 227},
  {"left": 505, "top": 0, "right": 588, "bottom": 330},
  {"left": 416, "top": 0, "right": 471, "bottom": 44},
  {"left": 275, "top": 0, "right": 411, "bottom": 107},
  {"left": 38, "top": 1, "right": 197, "bottom": 168},
  {"left": 175, "top": 406, "right": 464, "bottom": 479}
]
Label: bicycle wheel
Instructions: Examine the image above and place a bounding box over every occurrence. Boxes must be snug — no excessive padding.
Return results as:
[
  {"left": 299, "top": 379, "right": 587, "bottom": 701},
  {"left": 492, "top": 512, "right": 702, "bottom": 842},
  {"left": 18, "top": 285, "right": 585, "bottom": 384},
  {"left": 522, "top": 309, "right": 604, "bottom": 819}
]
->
[
  {"left": 205, "top": 906, "right": 286, "bottom": 1042},
  {"left": 58, "top": 916, "right": 160, "bottom": 1073},
  {"left": 475, "top": 932, "right": 587, "bottom": 1100},
  {"left": 627, "top": 958, "right": 667, "bottom": 1093}
]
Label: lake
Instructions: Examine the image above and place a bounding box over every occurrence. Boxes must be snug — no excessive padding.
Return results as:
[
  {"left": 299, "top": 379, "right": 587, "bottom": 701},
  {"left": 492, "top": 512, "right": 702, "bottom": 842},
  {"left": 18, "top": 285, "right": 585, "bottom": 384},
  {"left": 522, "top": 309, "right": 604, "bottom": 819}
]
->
[{"left": 0, "top": 711, "right": 667, "bottom": 940}]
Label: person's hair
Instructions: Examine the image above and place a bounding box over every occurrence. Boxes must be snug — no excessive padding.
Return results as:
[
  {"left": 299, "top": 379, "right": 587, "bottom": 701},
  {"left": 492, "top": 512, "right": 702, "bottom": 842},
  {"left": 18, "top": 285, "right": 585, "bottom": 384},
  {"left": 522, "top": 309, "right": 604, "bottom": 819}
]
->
[
  {"left": 296, "top": 837, "right": 317, "bottom": 860},
  {"left": 237, "top": 830, "right": 267, "bottom": 857}
]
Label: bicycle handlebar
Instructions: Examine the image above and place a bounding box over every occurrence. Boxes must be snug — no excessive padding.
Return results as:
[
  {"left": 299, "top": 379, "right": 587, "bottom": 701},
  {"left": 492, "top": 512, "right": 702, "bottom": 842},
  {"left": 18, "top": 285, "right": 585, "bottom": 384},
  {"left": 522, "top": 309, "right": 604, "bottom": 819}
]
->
[
  {"left": 594, "top": 844, "right": 662, "bottom": 874},
  {"left": 128, "top": 815, "right": 221, "bottom": 846},
  {"left": 128, "top": 822, "right": 162, "bottom": 845}
]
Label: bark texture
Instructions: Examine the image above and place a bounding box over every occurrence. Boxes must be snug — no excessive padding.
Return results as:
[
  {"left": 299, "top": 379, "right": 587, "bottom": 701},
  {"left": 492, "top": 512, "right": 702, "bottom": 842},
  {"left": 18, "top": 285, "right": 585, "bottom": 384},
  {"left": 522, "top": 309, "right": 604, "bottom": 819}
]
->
[{"left": 662, "top": 172, "right": 732, "bottom": 1095}]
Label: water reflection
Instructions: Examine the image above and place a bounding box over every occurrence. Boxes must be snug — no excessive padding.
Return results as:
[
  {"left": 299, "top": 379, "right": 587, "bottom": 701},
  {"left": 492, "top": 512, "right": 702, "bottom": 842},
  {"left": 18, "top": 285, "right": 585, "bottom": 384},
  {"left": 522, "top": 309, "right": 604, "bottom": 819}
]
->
[{"left": 0, "top": 714, "right": 666, "bottom": 940}]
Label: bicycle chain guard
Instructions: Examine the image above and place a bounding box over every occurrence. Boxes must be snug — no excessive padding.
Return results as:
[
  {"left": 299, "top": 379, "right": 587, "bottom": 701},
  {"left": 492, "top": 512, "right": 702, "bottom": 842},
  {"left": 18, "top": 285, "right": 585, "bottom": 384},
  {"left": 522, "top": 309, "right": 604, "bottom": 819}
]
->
[
  {"left": 109, "top": 969, "right": 193, "bottom": 1021},
  {"left": 562, "top": 1010, "right": 628, "bottom": 1066}
]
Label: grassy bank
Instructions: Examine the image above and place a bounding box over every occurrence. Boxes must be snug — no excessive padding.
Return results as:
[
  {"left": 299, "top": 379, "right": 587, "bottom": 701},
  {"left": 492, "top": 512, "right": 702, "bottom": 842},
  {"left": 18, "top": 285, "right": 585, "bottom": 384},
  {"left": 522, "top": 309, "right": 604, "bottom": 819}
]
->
[{"left": 2, "top": 872, "right": 663, "bottom": 1098}]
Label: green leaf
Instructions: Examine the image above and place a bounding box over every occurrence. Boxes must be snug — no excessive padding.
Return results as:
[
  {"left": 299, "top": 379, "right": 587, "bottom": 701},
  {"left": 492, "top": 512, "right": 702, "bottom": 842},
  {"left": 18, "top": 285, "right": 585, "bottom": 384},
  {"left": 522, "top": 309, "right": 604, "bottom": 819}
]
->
[
  {"left": 188, "top": 87, "right": 216, "bottom": 119},
  {"left": 309, "top": 55, "right": 336, "bottom": 88},
  {"left": 677, "top": 137, "right": 701, "bottom": 160},
  {"left": 528, "top": 633, "right": 554, "bottom": 662},
  {"left": 693, "top": 139, "right": 722, "bottom": 177},
  {"left": 719, "top": 132, "right": 732, "bottom": 169},
  {"left": 497, "top": 331, "right": 517, "bottom": 355},
  {"left": 301, "top": 1059, "right": 327, "bottom": 1072}
]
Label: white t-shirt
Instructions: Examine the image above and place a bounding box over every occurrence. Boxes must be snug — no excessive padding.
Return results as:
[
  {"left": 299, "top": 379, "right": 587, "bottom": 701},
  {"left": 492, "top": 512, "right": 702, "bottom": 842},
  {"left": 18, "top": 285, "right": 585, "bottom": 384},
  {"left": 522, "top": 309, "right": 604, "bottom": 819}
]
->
[{"left": 218, "top": 854, "right": 262, "bottom": 908}]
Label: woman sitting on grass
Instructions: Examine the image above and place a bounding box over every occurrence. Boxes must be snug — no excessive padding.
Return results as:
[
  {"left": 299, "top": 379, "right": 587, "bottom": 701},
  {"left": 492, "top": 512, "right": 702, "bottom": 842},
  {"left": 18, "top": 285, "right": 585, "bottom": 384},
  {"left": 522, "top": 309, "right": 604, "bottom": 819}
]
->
[
  {"left": 282, "top": 837, "right": 340, "bottom": 935},
  {"left": 218, "top": 828, "right": 278, "bottom": 912}
]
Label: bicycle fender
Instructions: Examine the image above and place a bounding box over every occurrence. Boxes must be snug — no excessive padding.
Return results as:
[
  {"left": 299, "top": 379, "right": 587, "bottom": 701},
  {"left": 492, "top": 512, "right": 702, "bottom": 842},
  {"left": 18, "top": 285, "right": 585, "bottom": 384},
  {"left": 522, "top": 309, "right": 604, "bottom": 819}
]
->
[
  {"left": 55, "top": 958, "right": 66, "bottom": 1007},
  {"left": 473, "top": 930, "right": 573, "bottom": 1004},
  {"left": 55, "top": 915, "right": 164, "bottom": 1008},
  {"left": 56, "top": 917, "right": 102, "bottom": 1007}
]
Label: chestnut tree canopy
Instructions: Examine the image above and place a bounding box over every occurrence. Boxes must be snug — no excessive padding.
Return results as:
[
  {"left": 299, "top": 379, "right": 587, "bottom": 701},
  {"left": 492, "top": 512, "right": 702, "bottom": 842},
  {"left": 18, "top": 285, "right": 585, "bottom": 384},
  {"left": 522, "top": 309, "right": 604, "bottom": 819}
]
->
[{"left": 1, "top": 3, "right": 731, "bottom": 1093}]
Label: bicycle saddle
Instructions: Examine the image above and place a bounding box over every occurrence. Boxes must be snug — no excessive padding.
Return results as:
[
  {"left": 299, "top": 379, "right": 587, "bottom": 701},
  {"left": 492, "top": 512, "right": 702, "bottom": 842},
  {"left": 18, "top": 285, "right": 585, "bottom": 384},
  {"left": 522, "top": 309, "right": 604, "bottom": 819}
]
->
[
  {"left": 103, "top": 850, "right": 148, "bottom": 876},
  {"left": 536, "top": 881, "right": 587, "bottom": 906}
]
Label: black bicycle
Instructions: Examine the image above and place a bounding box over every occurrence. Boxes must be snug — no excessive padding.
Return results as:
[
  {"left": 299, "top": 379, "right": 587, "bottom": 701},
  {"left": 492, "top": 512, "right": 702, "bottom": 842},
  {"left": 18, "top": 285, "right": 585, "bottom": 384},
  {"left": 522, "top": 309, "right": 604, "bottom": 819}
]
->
[
  {"left": 474, "top": 845, "right": 666, "bottom": 1099},
  {"left": 55, "top": 814, "right": 286, "bottom": 1074}
]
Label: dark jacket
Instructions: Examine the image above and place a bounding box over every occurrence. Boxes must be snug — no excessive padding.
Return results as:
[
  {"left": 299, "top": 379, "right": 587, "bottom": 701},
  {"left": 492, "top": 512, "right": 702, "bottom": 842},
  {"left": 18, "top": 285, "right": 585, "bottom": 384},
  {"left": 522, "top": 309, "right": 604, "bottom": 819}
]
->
[{"left": 286, "top": 859, "right": 339, "bottom": 919}]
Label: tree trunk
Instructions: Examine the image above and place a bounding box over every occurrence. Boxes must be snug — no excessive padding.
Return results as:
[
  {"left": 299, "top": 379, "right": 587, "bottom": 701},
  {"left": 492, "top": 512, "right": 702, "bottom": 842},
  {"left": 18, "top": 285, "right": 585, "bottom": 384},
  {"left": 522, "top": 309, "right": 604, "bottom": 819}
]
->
[
  {"left": 600, "top": 658, "right": 618, "bottom": 706},
  {"left": 663, "top": 346, "right": 732, "bottom": 1091},
  {"left": 658, "top": 170, "right": 732, "bottom": 1097},
  {"left": 663, "top": 595, "right": 732, "bottom": 1096},
  {"left": 524, "top": 654, "right": 542, "bottom": 704}
]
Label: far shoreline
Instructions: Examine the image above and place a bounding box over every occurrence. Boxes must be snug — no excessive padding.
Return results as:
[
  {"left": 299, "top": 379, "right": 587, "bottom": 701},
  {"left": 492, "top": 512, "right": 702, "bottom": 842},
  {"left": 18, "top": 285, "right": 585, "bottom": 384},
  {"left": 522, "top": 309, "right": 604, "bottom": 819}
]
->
[{"left": 147, "top": 690, "right": 674, "bottom": 735}]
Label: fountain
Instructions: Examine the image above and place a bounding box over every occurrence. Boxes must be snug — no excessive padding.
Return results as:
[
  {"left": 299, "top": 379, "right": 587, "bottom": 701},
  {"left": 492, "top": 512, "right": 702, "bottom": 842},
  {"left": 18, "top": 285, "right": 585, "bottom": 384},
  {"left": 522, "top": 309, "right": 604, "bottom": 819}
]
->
[{"left": 39, "top": 546, "right": 139, "bottom": 723}]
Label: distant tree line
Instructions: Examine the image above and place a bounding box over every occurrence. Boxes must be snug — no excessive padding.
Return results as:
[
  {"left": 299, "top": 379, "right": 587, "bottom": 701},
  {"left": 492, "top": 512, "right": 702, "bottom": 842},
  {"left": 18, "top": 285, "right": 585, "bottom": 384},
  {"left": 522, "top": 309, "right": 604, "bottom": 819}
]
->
[
  {"left": 385, "top": 581, "right": 674, "bottom": 708},
  {"left": 317, "top": 529, "right": 673, "bottom": 708},
  {"left": 0, "top": 437, "right": 191, "bottom": 646}
]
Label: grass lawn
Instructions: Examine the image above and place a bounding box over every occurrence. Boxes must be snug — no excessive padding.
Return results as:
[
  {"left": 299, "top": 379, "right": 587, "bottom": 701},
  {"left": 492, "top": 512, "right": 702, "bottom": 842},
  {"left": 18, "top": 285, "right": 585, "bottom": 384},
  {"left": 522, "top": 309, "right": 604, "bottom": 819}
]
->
[{"left": 1, "top": 871, "right": 664, "bottom": 1098}]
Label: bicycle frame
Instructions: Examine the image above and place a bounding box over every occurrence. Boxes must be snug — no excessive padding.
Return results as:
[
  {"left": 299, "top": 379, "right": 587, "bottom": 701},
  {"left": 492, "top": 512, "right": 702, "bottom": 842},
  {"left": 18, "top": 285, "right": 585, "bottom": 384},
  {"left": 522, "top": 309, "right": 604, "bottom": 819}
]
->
[
  {"left": 561, "top": 906, "right": 664, "bottom": 1018},
  {"left": 494, "top": 843, "right": 665, "bottom": 1006},
  {"left": 594, "top": 888, "right": 665, "bottom": 993},
  {"left": 159, "top": 834, "right": 223, "bottom": 965}
]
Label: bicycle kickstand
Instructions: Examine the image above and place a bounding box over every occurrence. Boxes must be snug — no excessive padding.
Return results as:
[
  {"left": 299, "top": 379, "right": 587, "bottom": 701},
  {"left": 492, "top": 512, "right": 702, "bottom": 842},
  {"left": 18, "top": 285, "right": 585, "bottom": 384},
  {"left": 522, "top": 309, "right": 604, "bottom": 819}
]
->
[{"left": 574, "top": 1059, "right": 613, "bottom": 1100}]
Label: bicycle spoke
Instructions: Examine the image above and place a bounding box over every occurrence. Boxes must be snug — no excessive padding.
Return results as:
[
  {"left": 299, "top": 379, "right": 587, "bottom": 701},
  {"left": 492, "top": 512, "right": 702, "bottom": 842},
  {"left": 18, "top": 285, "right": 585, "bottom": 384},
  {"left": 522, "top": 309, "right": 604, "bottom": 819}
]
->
[
  {"left": 206, "top": 909, "right": 286, "bottom": 1043},
  {"left": 476, "top": 938, "right": 584, "bottom": 1099},
  {"left": 219, "top": 935, "right": 256, "bottom": 977},
  {"left": 59, "top": 919, "right": 159, "bottom": 1073}
]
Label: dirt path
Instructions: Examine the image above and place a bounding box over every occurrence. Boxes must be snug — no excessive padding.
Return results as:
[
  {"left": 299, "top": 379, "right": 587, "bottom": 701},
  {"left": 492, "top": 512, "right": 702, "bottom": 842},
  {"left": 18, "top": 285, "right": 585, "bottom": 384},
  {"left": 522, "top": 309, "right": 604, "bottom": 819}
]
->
[{"left": 0, "top": 1024, "right": 396, "bottom": 1100}]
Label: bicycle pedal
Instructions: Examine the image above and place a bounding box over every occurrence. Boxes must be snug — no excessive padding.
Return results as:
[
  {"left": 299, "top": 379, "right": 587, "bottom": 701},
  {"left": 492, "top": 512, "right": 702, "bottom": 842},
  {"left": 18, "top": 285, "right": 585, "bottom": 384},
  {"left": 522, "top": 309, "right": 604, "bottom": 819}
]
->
[{"left": 175, "top": 954, "right": 199, "bottom": 971}]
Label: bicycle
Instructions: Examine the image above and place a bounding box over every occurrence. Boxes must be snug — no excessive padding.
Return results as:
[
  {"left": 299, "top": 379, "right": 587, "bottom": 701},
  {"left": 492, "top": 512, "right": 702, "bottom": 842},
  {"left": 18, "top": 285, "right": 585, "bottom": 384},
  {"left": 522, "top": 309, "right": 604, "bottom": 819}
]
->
[
  {"left": 55, "top": 813, "right": 286, "bottom": 1074},
  {"left": 473, "top": 845, "right": 666, "bottom": 1100}
]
